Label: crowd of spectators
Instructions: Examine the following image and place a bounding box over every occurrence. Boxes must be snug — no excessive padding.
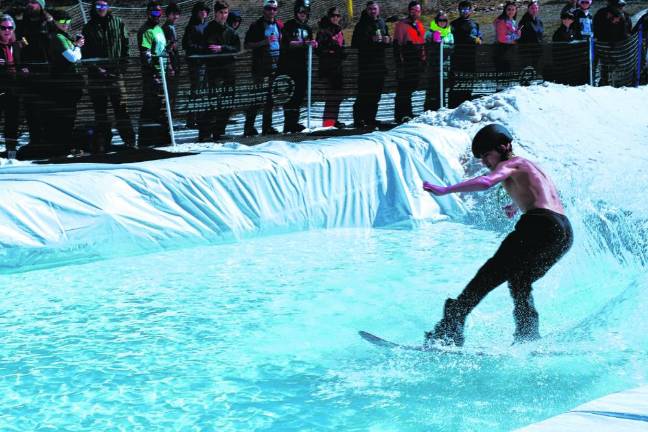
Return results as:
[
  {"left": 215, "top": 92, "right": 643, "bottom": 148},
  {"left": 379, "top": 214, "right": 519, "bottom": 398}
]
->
[{"left": 0, "top": 0, "right": 645, "bottom": 159}]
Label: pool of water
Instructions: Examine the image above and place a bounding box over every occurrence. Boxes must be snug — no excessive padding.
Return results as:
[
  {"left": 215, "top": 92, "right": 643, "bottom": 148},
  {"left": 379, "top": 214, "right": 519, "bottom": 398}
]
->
[{"left": 2, "top": 221, "right": 646, "bottom": 431}]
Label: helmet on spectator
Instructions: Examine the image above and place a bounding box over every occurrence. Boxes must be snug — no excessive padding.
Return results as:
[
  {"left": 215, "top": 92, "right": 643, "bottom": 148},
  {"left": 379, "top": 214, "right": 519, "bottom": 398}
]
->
[
  {"left": 227, "top": 9, "right": 242, "bottom": 26},
  {"left": 560, "top": 10, "right": 575, "bottom": 19},
  {"left": 435, "top": 10, "right": 449, "bottom": 22},
  {"left": 294, "top": 0, "right": 310, "bottom": 15},
  {"left": 49, "top": 8, "right": 71, "bottom": 22},
  {"left": 472, "top": 124, "right": 514, "bottom": 158}
]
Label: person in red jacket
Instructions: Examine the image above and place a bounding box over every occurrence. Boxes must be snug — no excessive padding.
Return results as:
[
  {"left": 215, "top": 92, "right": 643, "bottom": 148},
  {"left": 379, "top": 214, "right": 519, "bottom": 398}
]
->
[{"left": 393, "top": 0, "right": 426, "bottom": 123}]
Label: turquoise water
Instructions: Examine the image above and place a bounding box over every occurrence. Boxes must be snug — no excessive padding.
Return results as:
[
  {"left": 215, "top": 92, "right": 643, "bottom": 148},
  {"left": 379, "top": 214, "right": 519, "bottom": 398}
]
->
[{"left": 1, "top": 221, "right": 646, "bottom": 431}]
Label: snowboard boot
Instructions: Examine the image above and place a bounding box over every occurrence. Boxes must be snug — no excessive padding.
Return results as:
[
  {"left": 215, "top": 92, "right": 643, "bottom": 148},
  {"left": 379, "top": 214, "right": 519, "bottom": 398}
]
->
[
  {"left": 425, "top": 298, "right": 467, "bottom": 348},
  {"left": 512, "top": 303, "right": 541, "bottom": 344}
]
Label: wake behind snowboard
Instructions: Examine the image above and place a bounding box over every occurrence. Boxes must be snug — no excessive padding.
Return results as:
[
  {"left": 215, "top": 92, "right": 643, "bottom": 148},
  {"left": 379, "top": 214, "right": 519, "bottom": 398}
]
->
[{"left": 358, "top": 330, "right": 494, "bottom": 357}]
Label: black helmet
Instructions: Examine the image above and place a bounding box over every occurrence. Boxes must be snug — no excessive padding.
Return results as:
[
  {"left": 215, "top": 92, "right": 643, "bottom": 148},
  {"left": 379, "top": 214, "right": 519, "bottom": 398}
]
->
[{"left": 471, "top": 124, "right": 513, "bottom": 158}]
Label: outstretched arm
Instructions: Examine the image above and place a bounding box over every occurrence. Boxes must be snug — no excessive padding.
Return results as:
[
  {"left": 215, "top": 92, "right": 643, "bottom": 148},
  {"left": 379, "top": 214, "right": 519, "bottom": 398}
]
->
[{"left": 423, "top": 162, "right": 515, "bottom": 196}]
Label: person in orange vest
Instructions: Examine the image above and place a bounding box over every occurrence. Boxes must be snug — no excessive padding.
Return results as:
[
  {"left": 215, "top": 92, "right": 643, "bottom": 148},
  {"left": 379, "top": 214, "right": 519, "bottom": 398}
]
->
[{"left": 393, "top": 0, "right": 426, "bottom": 123}]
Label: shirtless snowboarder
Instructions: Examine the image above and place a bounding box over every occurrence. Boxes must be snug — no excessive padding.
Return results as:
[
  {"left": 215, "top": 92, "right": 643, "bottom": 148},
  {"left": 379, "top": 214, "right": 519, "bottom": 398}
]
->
[{"left": 422, "top": 123, "right": 573, "bottom": 346}]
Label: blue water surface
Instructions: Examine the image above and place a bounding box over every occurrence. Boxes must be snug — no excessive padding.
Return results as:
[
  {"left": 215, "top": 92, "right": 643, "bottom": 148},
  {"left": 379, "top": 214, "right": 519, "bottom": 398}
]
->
[{"left": 1, "top": 221, "right": 646, "bottom": 431}]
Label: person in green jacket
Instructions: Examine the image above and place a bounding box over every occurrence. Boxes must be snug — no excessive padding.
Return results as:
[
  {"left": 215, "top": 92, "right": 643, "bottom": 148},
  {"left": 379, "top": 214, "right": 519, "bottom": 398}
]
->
[
  {"left": 137, "top": 0, "right": 170, "bottom": 147},
  {"left": 82, "top": 0, "right": 136, "bottom": 151},
  {"left": 424, "top": 11, "right": 454, "bottom": 112}
]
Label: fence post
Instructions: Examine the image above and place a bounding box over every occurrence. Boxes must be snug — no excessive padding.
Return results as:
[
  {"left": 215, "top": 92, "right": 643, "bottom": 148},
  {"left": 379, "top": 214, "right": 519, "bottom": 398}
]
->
[
  {"left": 158, "top": 56, "right": 177, "bottom": 148},
  {"left": 307, "top": 43, "right": 312, "bottom": 130},
  {"left": 347, "top": 0, "right": 354, "bottom": 20},
  {"left": 439, "top": 40, "right": 444, "bottom": 109},
  {"left": 636, "top": 29, "right": 643, "bottom": 87},
  {"left": 78, "top": 0, "right": 88, "bottom": 24},
  {"left": 588, "top": 36, "right": 594, "bottom": 86}
]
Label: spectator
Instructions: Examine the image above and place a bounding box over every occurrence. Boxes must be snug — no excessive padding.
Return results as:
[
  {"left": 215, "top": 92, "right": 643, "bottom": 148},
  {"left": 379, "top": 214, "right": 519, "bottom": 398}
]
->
[
  {"left": 200, "top": 0, "right": 240, "bottom": 141},
  {"left": 593, "top": 0, "right": 630, "bottom": 42},
  {"left": 493, "top": 1, "right": 521, "bottom": 76},
  {"left": 518, "top": 0, "right": 544, "bottom": 70},
  {"left": 553, "top": 10, "right": 576, "bottom": 42},
  {"left": 243, "top": 0, "right": 283, "bottom": 136},
  {"left": 82, "top": 0, "right": 135, "bottom": 152},
  {"left": 519, "top": 0, "right": 544, "bottom": 43},
  {"left": 226, "top": 9, "right": 242, "bottom": 32},
  {"left": 162, "top": 2, "right": 181, "bottom": 112},
  {"left": 561, "top": 0, "right": 578, "bottom": 18},
  {"left": 0, "top": 14, "right": 25, "bottom": 158},
  {"left": 13, "top": 0, "right": 53, "bottom": 148},
  {"left": 316, "top": 7, "right": 347, "bottom": 128},
  {"left": 182, "top": 1, "right": 210, "bottom": 130},
  {"left": 448, "top": 0, "right": 481, "bottom": 108},
  {"left": 393, "top": 0, "right": 426, "bottom": 124},
  {"left": 424, "top": 10, "right": 453, "bottom": 112},
  {"left": 494, "top": 2, "right": 521, "bottom": 45},
  {"left": 573, "top": 0, "right": 593, "bottom": 40},
  {"left": 351, "top": 1, "right": 391, "bottom": 129},
  {"left": 46, "top": 9, "right": 84, "bottom": 156},
  {"left": 279, "top": 0, "right": 317, "bottom": 133},
  {"left": 137, "top": 1, "right": 170, "bottom": 147}
]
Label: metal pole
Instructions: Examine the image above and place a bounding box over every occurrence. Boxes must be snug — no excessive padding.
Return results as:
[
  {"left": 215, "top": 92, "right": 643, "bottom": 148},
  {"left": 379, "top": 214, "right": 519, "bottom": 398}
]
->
[
  {"left": 439, "top": 40, "right": 444, "bottom": 109},
  {"left": 307, "top": 44, "right": 312, "bottom": 130},
  {"left": 347, "top": 0, "right": 354, "bottom": 20},
  {"left": 588, "top": 36, "right": 594, "bottom": 86},
  {"left": 636, "top": 29, "right": 643, "bottom": 87},
  {"left": 78, "top": 0, "right": 88, "bottom": 24},
  {"left": 158, "top": 56, "right": 177, "bottom": 148}
]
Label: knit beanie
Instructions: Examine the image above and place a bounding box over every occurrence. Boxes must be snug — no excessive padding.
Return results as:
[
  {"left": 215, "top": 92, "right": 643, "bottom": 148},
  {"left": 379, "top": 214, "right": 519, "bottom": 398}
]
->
[{"left": 36, "top": 0, "right": 46, "bottom": 9}]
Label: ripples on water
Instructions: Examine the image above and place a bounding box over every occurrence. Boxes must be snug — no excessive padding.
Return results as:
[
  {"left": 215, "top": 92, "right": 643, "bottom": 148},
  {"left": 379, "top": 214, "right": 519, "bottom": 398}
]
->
[{"left": 1, "top": 222, "right": 646, "bottom": 431}]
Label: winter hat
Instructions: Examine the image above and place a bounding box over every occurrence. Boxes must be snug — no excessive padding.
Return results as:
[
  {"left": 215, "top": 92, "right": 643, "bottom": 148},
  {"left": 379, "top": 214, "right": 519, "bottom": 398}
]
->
[
  {"left": 560, "top": 10, "right": 575, "bottom": 19},
  {"left": 264, "top": 0, "right": 278, "bottom": 8},
  {"left": 35, "top": 0, "right": 46, "bottom": 8},
  {"left": 294, "top": 0, "right": 310, "bottom": 15}
]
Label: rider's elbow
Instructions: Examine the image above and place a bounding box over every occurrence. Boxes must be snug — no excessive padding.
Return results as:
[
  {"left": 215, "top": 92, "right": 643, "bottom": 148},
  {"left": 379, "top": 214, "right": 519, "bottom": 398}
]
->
[{"left": 476, "top": 177, "right": 494, "bottom": 190}]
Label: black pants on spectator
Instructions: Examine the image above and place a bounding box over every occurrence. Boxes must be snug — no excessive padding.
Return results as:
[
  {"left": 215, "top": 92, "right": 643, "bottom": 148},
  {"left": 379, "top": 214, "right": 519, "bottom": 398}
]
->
[
  {"left": 395, "top": 61, "right": 423, "bottom": 123},
  {"left": 321, "top": 69, "right": 344, "bottom": 126},
  {"left": 245, "top": 72, "right": 275, "bottom": 132},
  {"left": 0, "top": 91, "right": 20, "bottom": 152},
  {"left": 186, "top": 61, "right": 206, "bottom": 127},
  {"left": 282, "top": 68, "right": 307, "bottom": 131},
  {"left": 453, "top": 209, "right": 573, "bottom": 341},
  {"left": 199, "top": 65, "right": 235, "bottom": 139},
  {"left": 138, "top": 73, "right": 170, "bottom": 147},
  {"left": 448, "top": 47, "right": 477, "bottom": 108},
  {"left": 22, "top": 74, "right": 48, "bottom": 146},
  {"left": 89, "top": 75, "right": 136, "bottom": 149},
  {"left": 353, "top": 67, "right": 385, "bottom": 126},
  {"left": 47, "top": 83, "right": 83, "bottom": 155}
]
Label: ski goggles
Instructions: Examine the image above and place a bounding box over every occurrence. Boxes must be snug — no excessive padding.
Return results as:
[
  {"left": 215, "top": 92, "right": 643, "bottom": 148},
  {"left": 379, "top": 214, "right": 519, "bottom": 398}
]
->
[
  {"left": 149, "top": 9, "right": 162, "bottom": 17},
  {"left": 57, "top": 19, "right": 72, "bottom": 25},
  {"left": 95, "top": 3, "right": 109, "bottom": 9},
  {"left": 459, "top": 7, "right": 471, "bottom": 13}
]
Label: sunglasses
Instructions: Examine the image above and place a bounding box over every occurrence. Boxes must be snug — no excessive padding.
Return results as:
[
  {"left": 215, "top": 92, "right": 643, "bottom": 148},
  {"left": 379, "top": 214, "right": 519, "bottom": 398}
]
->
[
  {"left": 0, "top": 25, "right": 14, "bottom": 30},
  {"left": 95, "top": 3, "right": 109, "bottom": 9},
  {"left": 331, "top": 13, "right": 342, "bottom": 17},
  {"left": 57, "top": 19, "right": 72, "bottom": 24},
  {"left": 437, "top": 18, "right": 448, "bottom": 21},
  {"left": 297, "top": 9, "right": 308, "bottom": 14},
  {"left": 459, "top": 7, "right": 471, "bottom": 13},
  {"left": 264, "top": 6, "right": 278, "bottom": 10}
]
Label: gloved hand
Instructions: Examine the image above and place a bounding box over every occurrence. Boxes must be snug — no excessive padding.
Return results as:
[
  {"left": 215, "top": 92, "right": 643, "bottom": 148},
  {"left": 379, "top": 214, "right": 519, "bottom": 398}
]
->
[{"left": 474, "top": 37, "right": 482, "bottom": 45}]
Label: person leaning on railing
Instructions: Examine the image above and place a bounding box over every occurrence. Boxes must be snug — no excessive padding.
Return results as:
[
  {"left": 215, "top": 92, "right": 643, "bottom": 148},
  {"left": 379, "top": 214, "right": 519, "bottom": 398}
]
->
[
  {"left": 0, "top": 14, "right": 27, "bottom": 159},
  {"left": 82, "top": 0, "right": 136, "bottom": 152},
  {"left": 45, "top": 9, "right": 84, "bottom": 157},
  {"left": 392, "top": 0, "right": 426, "bottom": 124},
  {"left": 199, "top": 0, "right": 240, "bottom": 141},
  {"left": 316, "top": 6, "right": 347, "bottom": 129},
  {"left": 137, "top": 0, "right": 171, "bottom": 147}
]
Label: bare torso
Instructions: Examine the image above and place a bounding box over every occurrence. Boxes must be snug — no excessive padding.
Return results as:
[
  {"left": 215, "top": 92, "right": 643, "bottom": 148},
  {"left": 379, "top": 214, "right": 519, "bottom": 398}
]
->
[{"left": 501, "top": 157, "right": 565, "bottom": 214}]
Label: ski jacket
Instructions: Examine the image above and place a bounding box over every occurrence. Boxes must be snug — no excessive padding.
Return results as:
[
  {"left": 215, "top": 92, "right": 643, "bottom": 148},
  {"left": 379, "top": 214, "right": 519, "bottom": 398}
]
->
[
  {"left": 393, "top": 17, "right": 426, "bottom": 65},
  {"left": 450, "top": 17, "right": 481, "bottom": 44},
  {"left": 518, "top": 13, "right": 544, "bottom": 43},
  {"left": 494, "top": 17, "right": 520, "bottom": 44}
]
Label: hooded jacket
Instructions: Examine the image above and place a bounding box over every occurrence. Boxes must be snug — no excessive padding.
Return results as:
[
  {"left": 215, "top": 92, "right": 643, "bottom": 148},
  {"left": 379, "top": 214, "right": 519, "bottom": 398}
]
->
[
  {"left": 351, "top": 10, "right": 389, "bottom": 71},
  {"left": 518, "top": 12, "right": 544, "bottom": 43}
]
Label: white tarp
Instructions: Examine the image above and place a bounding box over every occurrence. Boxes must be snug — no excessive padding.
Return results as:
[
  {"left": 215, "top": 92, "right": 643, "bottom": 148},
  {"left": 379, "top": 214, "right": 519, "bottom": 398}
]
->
[
  {"left": 516, "top": 386, "right": 648, "bottom": 431},
  {"left": 0, "top": 124, "right": 469, "bottom": 272}
]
